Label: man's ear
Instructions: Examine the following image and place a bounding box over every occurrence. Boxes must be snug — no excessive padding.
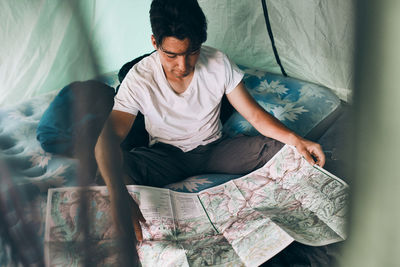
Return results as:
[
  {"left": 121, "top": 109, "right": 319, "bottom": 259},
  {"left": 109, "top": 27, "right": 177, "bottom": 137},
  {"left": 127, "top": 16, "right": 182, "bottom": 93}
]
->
[{"left": 151, "top": 35, "right": 158, "bottom": 50}]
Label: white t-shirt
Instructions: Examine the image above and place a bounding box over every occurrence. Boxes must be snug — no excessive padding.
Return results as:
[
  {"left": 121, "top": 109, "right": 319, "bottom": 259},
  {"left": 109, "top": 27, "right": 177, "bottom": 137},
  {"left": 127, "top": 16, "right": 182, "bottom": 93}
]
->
[{"left": 113, "top": 46, "right": 244, "bottom": 152}]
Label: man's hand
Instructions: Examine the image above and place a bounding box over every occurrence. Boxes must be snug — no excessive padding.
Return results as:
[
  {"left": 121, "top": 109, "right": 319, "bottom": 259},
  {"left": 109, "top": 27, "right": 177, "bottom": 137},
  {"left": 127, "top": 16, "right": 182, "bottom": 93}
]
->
[
  {"left": 292, "top": 137, "right": 325, "bottom": 167},
  {"left": 128, "top": 194, "right": 146, "bottom": 242},
  {"left": 111, "top": 190, "right": 146, "bottom": 242}
]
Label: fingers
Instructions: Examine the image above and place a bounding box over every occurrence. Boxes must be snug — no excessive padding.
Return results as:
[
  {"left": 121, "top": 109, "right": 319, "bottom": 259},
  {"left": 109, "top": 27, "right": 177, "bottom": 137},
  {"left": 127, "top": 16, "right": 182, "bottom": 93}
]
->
[
  {"left": 129, "top": 195, "right": 146, "bottom": 241},
  {"left": 130, "top": 198, "right": 146, "bottom": 223},
  {"left": 137, "top": 208, "right": 146, "bottom": 223},
  {"left": 132, "top": 218, "right": 143, "bottom": 242},
  {"left": 308, "top": 143, "right": 325, "bottom": 167},
  {"left": 296, "top": 141, "right": 325, "bottom": 167},
  {"left": 313, "top": 147, "right": 326, "bottom": 167},
  {"left": 299, "top": 147, "right": 316, "bottom": 166}
]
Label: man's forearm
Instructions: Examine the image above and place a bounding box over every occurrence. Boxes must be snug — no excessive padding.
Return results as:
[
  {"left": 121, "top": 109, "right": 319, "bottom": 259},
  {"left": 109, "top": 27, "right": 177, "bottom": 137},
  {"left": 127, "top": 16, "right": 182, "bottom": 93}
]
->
[
  {"left": 95, "top": 123, "right": 129, "bottom": 196},
  {"left": 249, "top": 108, "right": 325, "bottom": 166},
  {"left": 95, "top": 131, "right": 140, "bottom": 264},
  {"left": 250, "top": 108, "right": 303, "bottom": 146},
  {"left": 227, "top": 82, "right": 304, "bottom": 146}
]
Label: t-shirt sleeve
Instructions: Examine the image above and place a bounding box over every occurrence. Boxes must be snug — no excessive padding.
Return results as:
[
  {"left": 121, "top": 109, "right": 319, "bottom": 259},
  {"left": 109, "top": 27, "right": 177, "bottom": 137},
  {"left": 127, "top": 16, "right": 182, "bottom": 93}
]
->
[
  {"left": 224, "top": 54, "right": 244, "bottom": 94},
  {"left": 113, "top": 76, "right": 141, "bottom": 116}
]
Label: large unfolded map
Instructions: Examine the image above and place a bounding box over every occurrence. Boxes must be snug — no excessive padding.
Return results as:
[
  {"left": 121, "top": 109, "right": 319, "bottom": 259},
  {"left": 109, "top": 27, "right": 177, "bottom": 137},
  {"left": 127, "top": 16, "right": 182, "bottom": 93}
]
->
[{"left": 45, "top": 145, "right": 348, "bottom": 266}]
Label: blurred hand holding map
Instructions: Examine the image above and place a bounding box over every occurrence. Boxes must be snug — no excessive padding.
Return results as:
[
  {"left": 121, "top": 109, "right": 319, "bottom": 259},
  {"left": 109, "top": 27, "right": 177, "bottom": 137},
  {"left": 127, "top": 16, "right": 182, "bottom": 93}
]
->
[{"left": 45, "top": 145, "right": 348, "bottom": 266}]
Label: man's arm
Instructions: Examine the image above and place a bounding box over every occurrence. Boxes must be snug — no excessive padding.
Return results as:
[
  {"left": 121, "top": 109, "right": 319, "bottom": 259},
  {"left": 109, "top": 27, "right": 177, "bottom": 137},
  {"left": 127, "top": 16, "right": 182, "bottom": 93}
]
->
[
  {"left": 94, "top": 110, "right": 146, "bottom": 263},
  {"left": 226, "top": 81, "right": 325, "bottom": 167},
  {"left": 95, "top": 110, "right": 136, "bottom": 185}
]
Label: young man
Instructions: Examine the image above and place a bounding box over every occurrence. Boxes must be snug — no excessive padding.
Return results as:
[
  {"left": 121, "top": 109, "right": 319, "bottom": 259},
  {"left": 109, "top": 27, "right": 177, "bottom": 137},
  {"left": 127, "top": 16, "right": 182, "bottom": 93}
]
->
[{"left": 95, "top": 0, "right": 325, "bottom": 260}]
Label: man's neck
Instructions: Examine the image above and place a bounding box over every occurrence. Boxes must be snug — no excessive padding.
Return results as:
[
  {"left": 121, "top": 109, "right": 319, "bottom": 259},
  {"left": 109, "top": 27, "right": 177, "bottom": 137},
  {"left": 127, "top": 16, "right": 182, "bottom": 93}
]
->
[{"left": 164, "top": 70, "right": 194, "bottom": 95}]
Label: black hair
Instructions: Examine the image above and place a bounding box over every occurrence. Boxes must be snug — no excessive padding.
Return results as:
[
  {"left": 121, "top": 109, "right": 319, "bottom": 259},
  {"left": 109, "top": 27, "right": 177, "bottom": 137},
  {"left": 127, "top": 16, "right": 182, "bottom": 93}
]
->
[{"left": 150, "top": 0, "right": 207, "bottom": 49}]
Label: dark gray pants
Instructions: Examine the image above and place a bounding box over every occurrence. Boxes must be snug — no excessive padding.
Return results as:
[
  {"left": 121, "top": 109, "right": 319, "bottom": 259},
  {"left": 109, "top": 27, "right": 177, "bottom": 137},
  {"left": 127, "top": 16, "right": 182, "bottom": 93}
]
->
[{"left": 123, "top": 135, "right": 284, "bottom": 187}]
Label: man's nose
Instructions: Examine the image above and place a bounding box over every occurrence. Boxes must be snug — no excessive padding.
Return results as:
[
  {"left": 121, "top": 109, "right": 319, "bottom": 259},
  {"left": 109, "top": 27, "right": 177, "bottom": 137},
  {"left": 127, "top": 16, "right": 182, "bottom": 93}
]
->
[{"left": 177, "top": 55, "right": 189, "bottom": 71}]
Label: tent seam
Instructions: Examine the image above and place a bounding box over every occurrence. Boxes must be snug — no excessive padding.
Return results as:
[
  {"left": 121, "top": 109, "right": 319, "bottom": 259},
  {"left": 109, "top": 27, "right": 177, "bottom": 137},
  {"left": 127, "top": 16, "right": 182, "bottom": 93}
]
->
[{"left": 261, "top": 0, "right": 287, "bottom": 77}]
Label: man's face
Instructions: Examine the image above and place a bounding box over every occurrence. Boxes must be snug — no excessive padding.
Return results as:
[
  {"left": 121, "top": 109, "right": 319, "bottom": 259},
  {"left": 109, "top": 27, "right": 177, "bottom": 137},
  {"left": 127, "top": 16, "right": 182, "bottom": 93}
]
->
[{"left": 152, "top": 35, "right": 200, "bottom": 79}]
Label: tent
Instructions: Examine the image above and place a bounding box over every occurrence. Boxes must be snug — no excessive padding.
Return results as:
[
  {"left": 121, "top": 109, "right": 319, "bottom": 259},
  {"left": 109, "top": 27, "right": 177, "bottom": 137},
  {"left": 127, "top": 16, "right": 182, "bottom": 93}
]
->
[
  {"left": 1, "top": 0, "right": 353, "bottom": 106},
  {"left": 1, "top": 0, "right": 399, "bottom": 266}
]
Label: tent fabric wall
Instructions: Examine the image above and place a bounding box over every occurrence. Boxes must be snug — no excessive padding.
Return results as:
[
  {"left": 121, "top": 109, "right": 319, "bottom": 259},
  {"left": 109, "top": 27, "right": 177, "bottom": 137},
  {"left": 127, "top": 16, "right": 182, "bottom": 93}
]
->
[
  {"left": 1, "top": 0, "right": 81, "bottom": 106},
  {"left": 267, "top": 0, "right": 354, "bottom": 101},
  {"left": 1, "top": 0, "right": 353, "bottom": 106},
  {"left": 201, "top": 0, "right": 354, "bottom": 101},
  {"left": 0, "top": 0, "right": 153, "bottom": 107},
  {"left": 199, "top": 0, "right": 282, "bottom": 75}
]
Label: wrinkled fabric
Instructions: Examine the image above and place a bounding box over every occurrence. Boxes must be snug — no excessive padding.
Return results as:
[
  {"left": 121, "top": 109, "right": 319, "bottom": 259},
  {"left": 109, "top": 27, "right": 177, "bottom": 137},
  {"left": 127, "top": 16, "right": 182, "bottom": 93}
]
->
[
  {"left": 199, "top": 0, "right": 354, "bottom": 101},
  {"left": 1, "top": 0, "right": 353, "bottom": 107},
  {"left": 0, "top": 0, "right": 153, "bottom": 107}
]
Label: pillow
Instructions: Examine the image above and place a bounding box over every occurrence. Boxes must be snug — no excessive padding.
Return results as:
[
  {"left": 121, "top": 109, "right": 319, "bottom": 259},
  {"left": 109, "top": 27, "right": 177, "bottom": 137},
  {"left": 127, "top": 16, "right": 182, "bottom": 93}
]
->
[
  {"left": 223, "top": 67, "right": 341, "bottom": 140},
  {"left": 36, "top": 80, "right": 115, "bottom": 156}
]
